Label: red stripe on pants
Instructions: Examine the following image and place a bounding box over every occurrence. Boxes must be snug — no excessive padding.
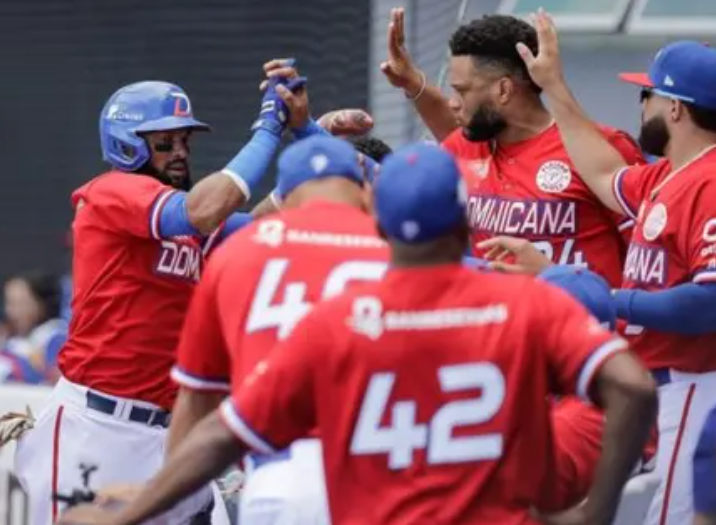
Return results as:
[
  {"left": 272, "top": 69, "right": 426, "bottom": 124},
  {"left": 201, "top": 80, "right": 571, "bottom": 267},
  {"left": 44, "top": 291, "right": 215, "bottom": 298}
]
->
[
  {"left": 51, "top": 406, "right": 65, "bottom": 523},
  {"left": 659, "top": 384, "right": 695, "bottom": 525}
]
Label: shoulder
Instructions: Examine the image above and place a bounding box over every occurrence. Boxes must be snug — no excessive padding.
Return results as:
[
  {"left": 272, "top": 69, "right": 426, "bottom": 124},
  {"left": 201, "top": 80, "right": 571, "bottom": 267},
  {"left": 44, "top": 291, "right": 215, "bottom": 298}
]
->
[
  {"left": 307, "top": 282, "right": 385, "bottom": 336},
  {"left": 620, "top": 158, "right": 671, "bottom": 183},
  {"left": 73, "top": 171, "right": 168, "bottom": 205},
  {"left": 683, "top": 164, "right": 716, "bottom": 201}
]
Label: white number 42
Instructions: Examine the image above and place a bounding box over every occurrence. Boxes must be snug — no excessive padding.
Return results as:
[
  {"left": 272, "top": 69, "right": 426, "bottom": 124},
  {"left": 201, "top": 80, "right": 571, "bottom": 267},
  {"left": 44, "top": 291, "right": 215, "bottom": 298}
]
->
[{"left": 350, "top": 363, "right": 506, "bottom": 469}]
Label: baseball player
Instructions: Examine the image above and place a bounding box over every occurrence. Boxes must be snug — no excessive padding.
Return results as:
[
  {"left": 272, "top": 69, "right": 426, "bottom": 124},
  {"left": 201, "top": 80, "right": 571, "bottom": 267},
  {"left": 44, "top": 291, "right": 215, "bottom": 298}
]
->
[
  {"left": 518, "top": 10, "right": 716, "bottom": 524},
  {"left": 12, "top": 77, "right": 302, "bottom": 525},
  {"left": 168, "top": 134, "right": 388, "bottom": 525},
  {"left": 57, "top": 143, "right": 657, "bottom": 525},
  {"left": 382, "top": 8, "right": 643, "bottom": 287}
]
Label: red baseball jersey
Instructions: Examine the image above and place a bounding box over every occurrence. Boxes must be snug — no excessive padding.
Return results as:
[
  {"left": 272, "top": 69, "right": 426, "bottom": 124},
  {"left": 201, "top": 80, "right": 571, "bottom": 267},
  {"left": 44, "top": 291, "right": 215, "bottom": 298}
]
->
[
  {"left": 171, "top": 200, "right": 389, "bottom": 393},
  {"left": 548, "top": 397, "right": 604, "bottom": 510},
  {"left": 59, "top": 171, "right": 206, "bottom": 409},
  {"left": 443, "top": 124, "right": 644, "bottom": 287},
  {"left": 612, "top": 146, "right": 716, "bottom": 371},
  {"left": 221, "top": 266, "right": 626, "bottom": 525}
]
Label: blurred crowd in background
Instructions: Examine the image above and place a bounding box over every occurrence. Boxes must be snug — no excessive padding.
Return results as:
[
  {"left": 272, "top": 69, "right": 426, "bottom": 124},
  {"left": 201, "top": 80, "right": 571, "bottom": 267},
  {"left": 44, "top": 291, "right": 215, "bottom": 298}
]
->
[{"left": 0, "top": 271, "right": 69, "bottom": 385}]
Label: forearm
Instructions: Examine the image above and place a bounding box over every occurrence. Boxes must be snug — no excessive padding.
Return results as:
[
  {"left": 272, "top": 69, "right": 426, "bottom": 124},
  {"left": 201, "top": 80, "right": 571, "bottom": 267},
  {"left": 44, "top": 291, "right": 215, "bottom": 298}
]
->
[
  {"left": 543, "top": 79, "right": 627, "bottom": 212},
  {"left": 411, "top": 83, "right": 458, "bottom": 142},
  {"left": 114, "top": 412, "right": 241, "bottom": 525},
  {"left": 165, "top": 390, "right": 224, "bottom": 457},
  {"left": 614, "top": 283, "right": 716, "bottom": 334},
  {"left": 585, "top": 379, "right": 657, "bottom": 524},
  {"left": 186, "top": 129, "right": 280, "bottom": 233}
]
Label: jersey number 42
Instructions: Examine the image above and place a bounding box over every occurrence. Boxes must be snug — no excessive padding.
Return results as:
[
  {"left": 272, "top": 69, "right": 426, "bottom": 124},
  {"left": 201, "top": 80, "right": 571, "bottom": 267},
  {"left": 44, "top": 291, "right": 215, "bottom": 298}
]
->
[{"left": 351, "top": 363, "right": 506, "bottom": 469}]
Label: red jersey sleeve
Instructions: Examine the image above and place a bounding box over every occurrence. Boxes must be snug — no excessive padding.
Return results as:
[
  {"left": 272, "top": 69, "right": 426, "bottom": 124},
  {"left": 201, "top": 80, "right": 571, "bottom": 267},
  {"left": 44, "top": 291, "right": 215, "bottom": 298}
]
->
[
  {"left": 218, "top": 304, "right": 328, "bottom": 452},
  {"left": 685, "top": 177, "right": 716, "bottom": 284},
  {"left": 611, "top": 161, "right": 669, "bottom": 221},
  {"left": 530, "top": 280, "right": 628, "bottom": 402},
  {"left": 74, "top": 171, "right": 176, "bottom": 239},
  {"left": 171, "top": 256, "right": 231, "bottom": 393}
]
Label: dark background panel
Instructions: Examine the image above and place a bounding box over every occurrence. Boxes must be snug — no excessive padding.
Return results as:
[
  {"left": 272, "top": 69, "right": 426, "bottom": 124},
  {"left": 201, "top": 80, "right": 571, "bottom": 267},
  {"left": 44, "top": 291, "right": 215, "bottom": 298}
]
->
[{"left": 0, "top": 0, "right": 370, "bottom": 280}]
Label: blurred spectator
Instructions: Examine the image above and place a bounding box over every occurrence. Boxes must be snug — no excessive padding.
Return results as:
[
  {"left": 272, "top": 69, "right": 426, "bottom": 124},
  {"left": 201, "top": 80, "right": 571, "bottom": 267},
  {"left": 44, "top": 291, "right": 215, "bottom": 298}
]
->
[
  {"left": 0, "top": 271, "right": 67, "bottom": 384},
  {"left": 60, "top": 228, "right": 73, "bottom": 322}
]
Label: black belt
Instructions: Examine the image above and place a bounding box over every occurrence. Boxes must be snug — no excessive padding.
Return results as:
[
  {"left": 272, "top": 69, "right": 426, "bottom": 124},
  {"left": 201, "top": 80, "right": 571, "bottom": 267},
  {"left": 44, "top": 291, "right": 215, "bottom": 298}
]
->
[{"left": 86, "top": 391, "right": 171, "bottom": 428}]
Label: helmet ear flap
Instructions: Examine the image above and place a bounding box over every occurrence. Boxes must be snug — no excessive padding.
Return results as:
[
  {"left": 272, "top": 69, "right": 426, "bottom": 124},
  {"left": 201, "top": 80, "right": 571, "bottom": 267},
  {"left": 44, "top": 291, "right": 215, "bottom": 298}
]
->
[
  {"left": 119, "top": 142, "right": 136, "bottom": 161},
  {"left": 100, "top": 123, "right": 151, "bottom": 172}
]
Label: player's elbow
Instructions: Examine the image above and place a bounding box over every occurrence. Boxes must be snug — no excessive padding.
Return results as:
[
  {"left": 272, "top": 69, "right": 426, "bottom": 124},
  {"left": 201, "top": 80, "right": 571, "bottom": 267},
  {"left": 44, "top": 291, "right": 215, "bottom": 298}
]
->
[
  {"left": 620, "top": 372, "right": 658, "bottom": 409},
  {"left": 185, "top": 197, "right": 223, "bottom": 234},
  {"left": 594, "top": 351, "right": 658, "bottom": 413},
  {"left": 186, "top": 175, "right": 247, "bottom": 234}
]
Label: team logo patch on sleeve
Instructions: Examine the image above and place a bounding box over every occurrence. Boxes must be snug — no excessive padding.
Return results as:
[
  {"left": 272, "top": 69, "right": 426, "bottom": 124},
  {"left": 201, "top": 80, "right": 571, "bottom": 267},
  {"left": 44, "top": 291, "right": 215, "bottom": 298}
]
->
[
  {"left": 643, "top": 203, "right": 668, "bottom": 241},
  {"left": 536, "top": 161, "right": 572, "bottom": 193}
]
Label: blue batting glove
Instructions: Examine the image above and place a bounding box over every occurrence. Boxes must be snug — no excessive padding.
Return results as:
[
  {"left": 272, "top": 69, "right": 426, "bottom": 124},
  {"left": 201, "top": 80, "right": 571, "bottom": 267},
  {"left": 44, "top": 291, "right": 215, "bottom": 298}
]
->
[{"left": 251, "top": 76, "right": 308, "bottom": 137}]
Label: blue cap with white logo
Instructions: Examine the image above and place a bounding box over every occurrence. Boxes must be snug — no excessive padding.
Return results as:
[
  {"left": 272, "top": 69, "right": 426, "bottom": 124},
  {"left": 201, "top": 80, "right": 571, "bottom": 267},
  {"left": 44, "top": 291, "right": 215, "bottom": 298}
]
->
[
  {"left": 539, "top": 265, "right": 617, "bottom": 330},
  {"left": 619, "top": 40, "right": 716, "bottom": 110},
  {"left": 276, "top": 135, "right": 363, "bottom": 199},
  {"left": 374, "top": 143, "right": 466, "bottom": 243}
]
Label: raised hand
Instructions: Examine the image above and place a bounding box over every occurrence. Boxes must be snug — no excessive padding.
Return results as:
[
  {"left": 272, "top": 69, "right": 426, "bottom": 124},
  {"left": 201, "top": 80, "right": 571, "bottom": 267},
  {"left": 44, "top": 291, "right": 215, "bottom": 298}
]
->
[
  {"left": 380, "top": 7, "right": 424, "bottom": 96},
  {"left": 516, "top": 9, "right": 564, "bottom": 91},
  {"left": 261, "top": 58, "right": 310, "bottom": 130}
]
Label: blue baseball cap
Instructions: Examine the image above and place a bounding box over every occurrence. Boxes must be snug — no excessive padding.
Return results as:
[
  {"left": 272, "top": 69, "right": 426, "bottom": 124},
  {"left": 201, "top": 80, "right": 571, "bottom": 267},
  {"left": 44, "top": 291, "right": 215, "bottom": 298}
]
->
[
  {"left": 539, "top": 265, "right": 616, "bottom": 330},
  {"left": 619, "top": 41, "right": 716, "bottom": 110},
  {"left": 374, "top": 143, "right": 467, "bottom": 243},
  {"left": 276, "top": 135, "right": 363, "bottom": 199}
]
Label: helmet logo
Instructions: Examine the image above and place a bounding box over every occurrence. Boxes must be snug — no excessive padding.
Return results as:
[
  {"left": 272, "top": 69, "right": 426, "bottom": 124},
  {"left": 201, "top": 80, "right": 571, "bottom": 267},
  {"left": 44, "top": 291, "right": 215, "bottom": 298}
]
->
[
  {"left": 106, "top": 104, "right": 144, "bottom": 122},
  {"left": 171, "top": 92, "right": 192, "bottom": 117}
]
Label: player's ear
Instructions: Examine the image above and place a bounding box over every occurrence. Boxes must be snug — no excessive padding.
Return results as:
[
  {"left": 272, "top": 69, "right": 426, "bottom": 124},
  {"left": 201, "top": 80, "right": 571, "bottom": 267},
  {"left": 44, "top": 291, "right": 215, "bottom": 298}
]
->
[
  {"left": 496, "top": 77, "right": 514, "bottom": 106},
  {"left": 671, "top": 99, "right": 687, "bottom": 123}
]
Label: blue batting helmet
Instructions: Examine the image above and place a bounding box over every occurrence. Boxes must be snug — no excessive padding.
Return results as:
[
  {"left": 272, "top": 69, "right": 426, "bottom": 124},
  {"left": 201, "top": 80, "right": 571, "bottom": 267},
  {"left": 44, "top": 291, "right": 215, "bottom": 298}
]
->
[{"left": 99, "top": 81, "right": 210, "bottom": 172}]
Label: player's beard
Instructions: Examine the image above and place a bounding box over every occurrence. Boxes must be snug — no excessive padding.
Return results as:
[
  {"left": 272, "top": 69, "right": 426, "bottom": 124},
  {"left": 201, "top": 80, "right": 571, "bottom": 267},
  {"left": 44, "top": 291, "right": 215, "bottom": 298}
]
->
[
  {"left": 638, "top": 115, "right": 670, "bottom": 157},
  {"left": 140, "top": 161, "right": 193, "bottom": 190},
  {"left": 462, "top": 103, "right": 508, "bottom": 142}
]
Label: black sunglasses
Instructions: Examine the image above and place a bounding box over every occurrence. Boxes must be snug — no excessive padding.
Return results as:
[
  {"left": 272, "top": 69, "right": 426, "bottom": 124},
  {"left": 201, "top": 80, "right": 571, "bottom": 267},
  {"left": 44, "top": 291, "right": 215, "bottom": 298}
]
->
[{"left": 640, "top": 88, "right": 653, "bottom": 103}]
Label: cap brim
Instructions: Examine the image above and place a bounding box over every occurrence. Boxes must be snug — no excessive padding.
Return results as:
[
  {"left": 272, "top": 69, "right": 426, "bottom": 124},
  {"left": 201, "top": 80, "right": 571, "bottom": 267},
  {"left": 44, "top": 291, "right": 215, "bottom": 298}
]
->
[
  {"left": 618, "top": 72, "right": 653, "bottom": 88},
  {"left": 133, "top": 116, "right": 211, "bottom": 133}
]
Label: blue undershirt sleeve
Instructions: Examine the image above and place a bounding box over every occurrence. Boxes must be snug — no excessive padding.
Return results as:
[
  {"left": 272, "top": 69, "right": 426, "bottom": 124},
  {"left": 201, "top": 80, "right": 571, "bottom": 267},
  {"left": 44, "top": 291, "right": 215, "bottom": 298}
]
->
[{"left": 613, "top": 283, "right": 716, "bottom": 335}]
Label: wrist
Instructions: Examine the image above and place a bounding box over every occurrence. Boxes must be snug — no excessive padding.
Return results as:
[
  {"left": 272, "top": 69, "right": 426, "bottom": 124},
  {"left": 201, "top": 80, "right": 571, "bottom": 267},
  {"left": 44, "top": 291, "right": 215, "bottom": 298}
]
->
[
  {"left": 542, "top": 75, "right": 573, "bottom": 104},
  {"left": 403, "top": 69, "right": 426, "bottom": 99},
  {"left": 251, "top": 117, "right": 284, "bottom": 137}
]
